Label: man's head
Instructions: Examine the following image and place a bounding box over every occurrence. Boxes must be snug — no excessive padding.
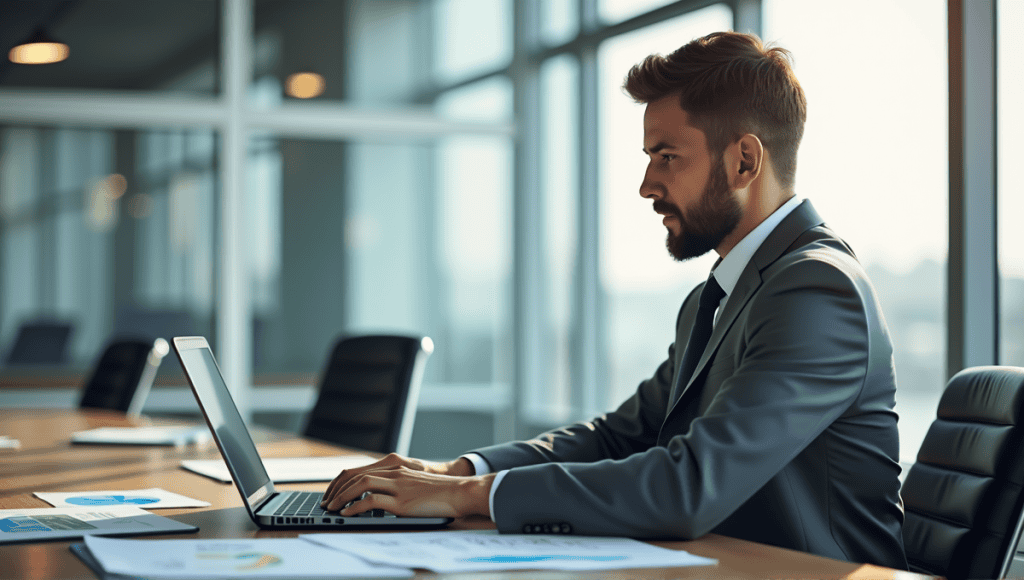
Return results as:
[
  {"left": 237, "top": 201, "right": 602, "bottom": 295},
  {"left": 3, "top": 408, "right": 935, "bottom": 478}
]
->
[{"left": 625, "top": 31, "right": 806, "bottom": 261}]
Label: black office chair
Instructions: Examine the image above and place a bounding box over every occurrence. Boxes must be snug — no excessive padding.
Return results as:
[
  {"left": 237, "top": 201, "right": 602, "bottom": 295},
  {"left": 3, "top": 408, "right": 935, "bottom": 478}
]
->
[
  {"left": 5, "top": 320, "right": 74, "bottom": 365},
  {"left": 303, "top": 334, "right": 433, "bottom": 455},
  {"left": 78, "top": 338, "right": 169, "bottom": 416},
  {"left": 902, "top": 366, "right": 1024, "bottom": 579}
]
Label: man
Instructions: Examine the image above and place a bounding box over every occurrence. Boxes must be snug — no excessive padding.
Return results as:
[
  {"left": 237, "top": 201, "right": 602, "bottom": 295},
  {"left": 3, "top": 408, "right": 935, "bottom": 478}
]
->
[{"left": 322, "top": 31, "right": 907, "bottom": 570}]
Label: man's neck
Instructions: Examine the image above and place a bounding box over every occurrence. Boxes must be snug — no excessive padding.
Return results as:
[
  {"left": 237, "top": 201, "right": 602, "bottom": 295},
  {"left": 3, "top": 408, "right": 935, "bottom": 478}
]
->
[{"left": 716, "top": 176, "right": 792, "bottom": 259}]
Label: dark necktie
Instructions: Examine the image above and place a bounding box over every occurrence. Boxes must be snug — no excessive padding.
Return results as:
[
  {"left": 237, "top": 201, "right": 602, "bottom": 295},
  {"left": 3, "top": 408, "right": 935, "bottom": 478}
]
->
[{"left": 677, "top": 274, "right": 726, "bottom": 388}]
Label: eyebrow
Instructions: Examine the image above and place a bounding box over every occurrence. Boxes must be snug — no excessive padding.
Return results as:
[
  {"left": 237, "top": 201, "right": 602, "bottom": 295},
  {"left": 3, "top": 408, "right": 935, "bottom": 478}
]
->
[{"left": 643, "top": 142, "right": 677, "bottom": 155}]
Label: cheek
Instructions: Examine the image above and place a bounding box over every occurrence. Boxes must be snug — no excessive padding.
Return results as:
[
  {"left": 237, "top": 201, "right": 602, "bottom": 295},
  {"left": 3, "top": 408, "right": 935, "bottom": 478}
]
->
[{"left": 665, "top": 176, "right": 702, "bottom": 204}]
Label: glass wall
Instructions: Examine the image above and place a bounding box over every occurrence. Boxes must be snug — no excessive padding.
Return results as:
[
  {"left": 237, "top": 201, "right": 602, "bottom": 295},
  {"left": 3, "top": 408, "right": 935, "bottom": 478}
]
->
[
  {"left": 0, "top": 0, "right": 1003, "bottom": 464},
  {"left": 0, "top": 126, "right": 216, "bottom": 367},
  {"left": 246, "top": 0, "right": 516, "bottom": 432},
  {"left": 999, "top": 0, "right": 1024, "bottom": 367},
  {"left": 764, "top": 0, "right": 948, "bottom": 463}
]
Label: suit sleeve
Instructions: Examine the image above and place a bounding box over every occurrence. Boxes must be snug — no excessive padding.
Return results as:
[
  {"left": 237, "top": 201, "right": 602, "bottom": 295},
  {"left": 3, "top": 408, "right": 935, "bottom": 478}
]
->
[
  {"left": 468, "top": 285, "right": 700, "bottom": 470},
  {"left": 487, "top": 256, "right": 872, "bottom": 538}
]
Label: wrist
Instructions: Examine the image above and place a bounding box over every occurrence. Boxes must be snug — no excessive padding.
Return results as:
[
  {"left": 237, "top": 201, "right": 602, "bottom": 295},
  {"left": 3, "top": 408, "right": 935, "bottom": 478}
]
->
[
  {"left": 448, "top": 456, "right": 475, "bottom": 477},
  {"left": 459, "top": 473, "right": 495, "bottom": 517}
]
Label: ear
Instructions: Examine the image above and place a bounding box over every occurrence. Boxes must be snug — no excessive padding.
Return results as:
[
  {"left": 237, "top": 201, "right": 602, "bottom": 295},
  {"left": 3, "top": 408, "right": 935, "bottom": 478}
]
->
[{"left": 724, "top": 134, "right": 764, "bottom": 190}]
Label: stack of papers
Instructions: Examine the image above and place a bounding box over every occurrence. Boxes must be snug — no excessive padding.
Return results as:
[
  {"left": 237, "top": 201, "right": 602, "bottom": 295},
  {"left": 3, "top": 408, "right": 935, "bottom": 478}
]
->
[
  {"left": 72, "top": 426, "right": 211, "bottom": 446},
  {"left": 72, "top": 531, "right": 716, "bottom": 578},
  {"left": 75, "top": 536, "right": 413, "bottom": 579},
  {"left": 181, "top": 455, "right": 375, "bottom": 483},
  {"left": 0, "top": 506, "right": 196, "bottom": 545},
  {"left": 302, "top": 530, "right": 718, "bottom": 573}
]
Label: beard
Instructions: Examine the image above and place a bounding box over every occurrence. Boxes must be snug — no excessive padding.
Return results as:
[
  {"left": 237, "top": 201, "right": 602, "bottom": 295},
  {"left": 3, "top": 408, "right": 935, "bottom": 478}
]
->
[{"left": 652, "top": 158, "right": 742, "bottom": 262}]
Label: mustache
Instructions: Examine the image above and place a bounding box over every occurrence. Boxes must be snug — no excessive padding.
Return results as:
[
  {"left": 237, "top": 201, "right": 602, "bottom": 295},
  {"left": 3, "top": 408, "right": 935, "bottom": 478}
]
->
[{"left": 652, "top": 200, "right": 680, "bottom": 218}]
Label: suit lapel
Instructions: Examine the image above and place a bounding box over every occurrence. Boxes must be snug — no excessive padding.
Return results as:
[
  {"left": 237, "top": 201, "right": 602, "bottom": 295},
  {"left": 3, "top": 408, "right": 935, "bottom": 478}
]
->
[{"left": 664, "top": 200, "right": 826, "bottom": 419}]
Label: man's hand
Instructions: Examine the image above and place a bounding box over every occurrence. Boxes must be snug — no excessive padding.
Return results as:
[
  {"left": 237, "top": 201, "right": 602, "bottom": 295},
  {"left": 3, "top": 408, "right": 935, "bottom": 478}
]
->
[{"left": 320, "top": 453, "right": 493, "bottom": 518}]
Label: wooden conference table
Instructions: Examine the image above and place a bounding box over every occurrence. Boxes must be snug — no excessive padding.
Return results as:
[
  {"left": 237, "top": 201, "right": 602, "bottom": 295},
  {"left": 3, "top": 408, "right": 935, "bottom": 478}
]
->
[{"left": 0, "top": 409, "right": 931, "bottom": 579}]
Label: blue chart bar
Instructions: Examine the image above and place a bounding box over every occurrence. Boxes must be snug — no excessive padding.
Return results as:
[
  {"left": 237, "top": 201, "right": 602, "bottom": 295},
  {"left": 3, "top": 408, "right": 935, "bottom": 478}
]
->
[
  {"left": 0, "top": 517, "right": 53, "bottom": 533},
  {"left": 465, "top": 555, "right": 629, "bottom": 563},
  {"left": 65, "top": 496, "right": 160, "bottom": 506}
]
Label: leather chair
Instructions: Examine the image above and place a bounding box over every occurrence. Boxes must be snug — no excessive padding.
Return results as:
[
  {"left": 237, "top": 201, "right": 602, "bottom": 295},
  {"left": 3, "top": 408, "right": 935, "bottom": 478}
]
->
[
  {"left": 5, "top": 320, "right": 74, "bottom": 365},
  {"left": 78, "top": 338, "right": 169, "bottom": 416},
  {"left": 303, "top": 334, "right": 433, "bottom": 456},
  {"left": 902, "top": 366, "right": 1024, "bottom": 579}
]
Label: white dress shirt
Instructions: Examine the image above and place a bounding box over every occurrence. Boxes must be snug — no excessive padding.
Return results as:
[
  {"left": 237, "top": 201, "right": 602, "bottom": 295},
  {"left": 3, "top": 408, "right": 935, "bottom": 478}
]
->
[{"left": 463, "top": 195, "right": 803, "bottom": 523}]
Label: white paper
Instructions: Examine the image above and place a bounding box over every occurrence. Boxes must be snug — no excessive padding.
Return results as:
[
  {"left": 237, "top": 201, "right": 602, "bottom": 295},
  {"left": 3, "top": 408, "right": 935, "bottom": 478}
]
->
[
  {"left": 0, "top": 436, "right": 20, "bottom": 449},
  {"left": 83, "top": 536, "right": 414, "bottom": 579},
  {"left": 0, "top": 505, "right": 196, "bottom": 544},
  {"left": 301, "top": 530, "right": 717, "bottom": 573},
  {"left": 72, "top": 426, "right": 211, "bottom": 446},
  {"left": 35, "top": 487, "right": 211, "bottom": 509},
  {"left": 181, "top": 455, "right": 375, "bottom": 483}
]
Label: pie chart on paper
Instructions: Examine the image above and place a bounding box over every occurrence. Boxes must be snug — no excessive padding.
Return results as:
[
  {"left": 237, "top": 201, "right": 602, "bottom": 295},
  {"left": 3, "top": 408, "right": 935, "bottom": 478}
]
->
[{"left": 65, "top": 495, "right": 161, "bottom": 506}]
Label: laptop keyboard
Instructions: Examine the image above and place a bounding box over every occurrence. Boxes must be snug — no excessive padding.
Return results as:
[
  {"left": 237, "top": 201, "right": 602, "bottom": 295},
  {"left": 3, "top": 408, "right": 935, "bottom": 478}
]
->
[
  {"left": 273, "top": 491, "right": 391, "bottom": 518},
  {"left": 274, "top": 491, "right": 327, "bottom": 517}
]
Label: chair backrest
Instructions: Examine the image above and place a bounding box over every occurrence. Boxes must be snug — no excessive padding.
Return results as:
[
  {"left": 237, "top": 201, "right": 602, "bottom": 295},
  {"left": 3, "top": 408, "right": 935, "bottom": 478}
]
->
[
  {"left": 78, "top": 338, "right": 169, "bottom": 416},
  {"left": 902, "top": 366, "right": 1024, "bottom": 579},
  {"left": 5, "top": 320, "right": 74, "bottom": 365},
  {"left": 303, "top": 334, "right": 433, "bottom": 455}
]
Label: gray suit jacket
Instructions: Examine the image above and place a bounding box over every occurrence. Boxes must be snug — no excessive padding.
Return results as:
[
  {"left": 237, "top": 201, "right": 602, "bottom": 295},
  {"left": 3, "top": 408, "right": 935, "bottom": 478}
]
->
[{"left": 471, "top": 200, "right": 908, "bottom": 569}]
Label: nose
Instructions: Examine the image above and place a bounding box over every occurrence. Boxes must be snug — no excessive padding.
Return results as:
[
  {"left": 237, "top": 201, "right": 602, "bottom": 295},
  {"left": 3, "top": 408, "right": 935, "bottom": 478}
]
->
[{"left": 639, "top": 161, "right": 660, "bottom": 200}]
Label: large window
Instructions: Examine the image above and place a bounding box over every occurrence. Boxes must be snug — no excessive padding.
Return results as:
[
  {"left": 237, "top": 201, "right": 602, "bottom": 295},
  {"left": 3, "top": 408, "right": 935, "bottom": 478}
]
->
[
  {"left": 765, "top": 0, "right": 948, "bottom": 463},
  {"left": 999, "top": 0, "right": 1024, "bottom": 367}
]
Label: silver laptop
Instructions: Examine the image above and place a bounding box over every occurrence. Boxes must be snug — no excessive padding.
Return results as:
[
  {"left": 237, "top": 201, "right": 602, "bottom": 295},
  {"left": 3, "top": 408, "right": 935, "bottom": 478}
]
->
[{"left": 172, "top": 336, "right": 452, "bottom": 529}]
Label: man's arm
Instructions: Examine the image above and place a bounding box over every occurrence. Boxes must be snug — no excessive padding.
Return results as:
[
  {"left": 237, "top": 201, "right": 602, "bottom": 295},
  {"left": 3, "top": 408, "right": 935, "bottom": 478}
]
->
[
  {"left": 319, "top": 286, "right": 697, "bottom": 518},
  {"left": 486, "top": 256, "right": 874, "bottom": 537},
  {"left": 469, "top": 285, "right": 700, "bottom": 472},
  {"left": 321, "top": 257, "right": 875, "bottom": 535}
]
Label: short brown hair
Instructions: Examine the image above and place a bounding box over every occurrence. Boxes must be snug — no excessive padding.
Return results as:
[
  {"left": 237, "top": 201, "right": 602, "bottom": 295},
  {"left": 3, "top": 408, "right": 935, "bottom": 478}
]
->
[{"left": 624, "top": 31, "right": 807, "bottom": 191}]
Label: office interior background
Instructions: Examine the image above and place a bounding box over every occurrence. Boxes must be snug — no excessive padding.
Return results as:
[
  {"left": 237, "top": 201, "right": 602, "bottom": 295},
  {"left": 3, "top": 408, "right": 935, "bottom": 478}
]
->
[{"left": 0, "top": 0, "right": 1018, "bottom": 465}]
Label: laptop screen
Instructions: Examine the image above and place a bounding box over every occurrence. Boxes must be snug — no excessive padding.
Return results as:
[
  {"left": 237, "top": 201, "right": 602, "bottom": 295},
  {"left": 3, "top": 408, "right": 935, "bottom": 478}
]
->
[{"left": 174, "top": 338, "right": 273, "bottom": 509}]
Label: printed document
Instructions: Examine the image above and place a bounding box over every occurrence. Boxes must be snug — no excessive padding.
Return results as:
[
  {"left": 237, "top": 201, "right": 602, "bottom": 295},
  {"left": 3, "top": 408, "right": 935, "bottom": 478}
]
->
[
  {"left": 0, "top": 506, "right": 196, "bottom": 544},
  {"left": 81, "top": 536, "right": 414, "bottom": 579},
  {"left": 301, "top": 530, "right": 717, "bottom": 573},
  {"left": 36, "top": 487, "right": 210, "bottom": 509},
  {"left": 181, "top": 455, "right": 375, "bottom": 483}
]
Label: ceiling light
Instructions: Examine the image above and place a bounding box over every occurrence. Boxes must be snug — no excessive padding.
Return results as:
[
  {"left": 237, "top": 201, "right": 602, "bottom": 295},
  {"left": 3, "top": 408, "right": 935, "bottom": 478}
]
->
[
  {"left": 286, "top": 72, "right": 326, "bottom": 99},
  {"left": 8, "top": 27, "right": 69, "bottom": 65}
]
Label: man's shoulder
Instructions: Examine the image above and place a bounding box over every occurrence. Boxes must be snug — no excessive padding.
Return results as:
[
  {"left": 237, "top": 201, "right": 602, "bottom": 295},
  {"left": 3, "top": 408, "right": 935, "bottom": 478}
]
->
[
  {"left": 764, "top": 225, "right": 867, "bottom": 285},
  {"left": 755, "top": 226, "right": 882, "bottom": 314}
]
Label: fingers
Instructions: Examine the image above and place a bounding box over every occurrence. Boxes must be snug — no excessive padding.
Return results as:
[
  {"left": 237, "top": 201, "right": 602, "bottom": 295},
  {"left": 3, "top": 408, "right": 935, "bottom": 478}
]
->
[
  {"left": 327, "top": 466, "right": 401, "bottom": 506},
  {"left": 339, "top": 491, "right": 400, "bottom": 517},
  {"left": 322, "top": 454, "right": 402, "bottom": 504},
  {"left": 323, "top": 474, "right": 398, "bottom": 512}
]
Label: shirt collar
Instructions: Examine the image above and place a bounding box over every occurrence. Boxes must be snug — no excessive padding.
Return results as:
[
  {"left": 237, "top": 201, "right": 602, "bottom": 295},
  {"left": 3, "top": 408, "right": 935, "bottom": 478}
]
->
[{"left": 712, "top": 195, "right": 802, "bottom": 297}]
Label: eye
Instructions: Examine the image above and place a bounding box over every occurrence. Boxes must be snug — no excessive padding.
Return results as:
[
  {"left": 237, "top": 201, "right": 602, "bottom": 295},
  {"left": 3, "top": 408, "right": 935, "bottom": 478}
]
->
[{"left": 661, "top": 154, "right": 675, "bottom": 163}]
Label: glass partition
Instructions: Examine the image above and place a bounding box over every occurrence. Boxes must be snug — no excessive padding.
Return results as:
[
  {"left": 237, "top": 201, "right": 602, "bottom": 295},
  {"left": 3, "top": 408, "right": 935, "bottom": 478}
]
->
[{"left": 0, "top": 126, "right": 216, "bottom": 367}]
